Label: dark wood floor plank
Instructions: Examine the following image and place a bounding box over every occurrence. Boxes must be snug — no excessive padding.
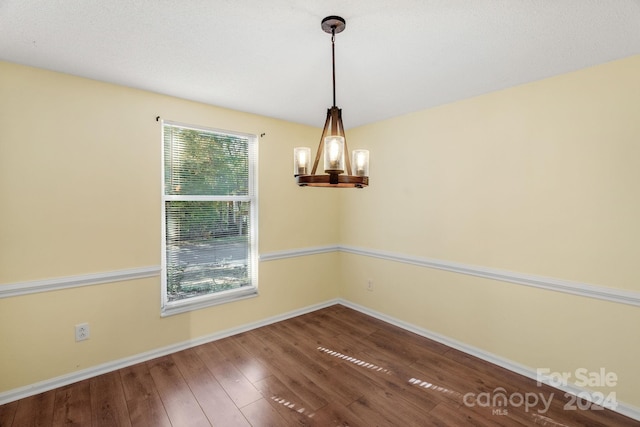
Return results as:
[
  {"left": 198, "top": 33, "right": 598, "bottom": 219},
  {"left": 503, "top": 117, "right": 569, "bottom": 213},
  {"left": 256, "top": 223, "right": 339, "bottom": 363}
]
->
[
  {"left": 240, "top": 398, "right": 290, "bottom": 427},
  {"left": 119, "top": 363, "right": 171, "bottom": 427},
  {"left": 428, "top": 401, "right": 524, "bottom": 427},
  {"left": 310, "top": 401, "right": 370, "bottom": 427},
  {"left": 284, "top": 313, "right": 344, "bottom": 339},
  {"left": 330, "top": 350, "right": 444, "bottom": 414},
  {"left": 317, "top": 348, "right": 437, "bottom": 426},
  {"left": 214, "top": 336, "right": 273, "bottom": 384},
  {"left": 89, "top": 371, "right": 131, "bottom": 427},
  {"left": 172, "top": 347, "right": 252, "bottom": 426},
  {"left": 233, "top": 331, "right": 329, "bottom": 411},
  {"left": 410, "top": 349, "right": 508, "bottom": 396},
  {"left": 252, "top": 375, "right": 317, "bottom": 426},
  {"left": 368, "top": 326, "right": 450, "bottom": 366},
  {"left": 0, "top": 400, "right": 17, "bottom": 427},
  {"left": 361, "top": 340, "right": 551, "bottom": 426},
  {"left": 12, "top": 390, "right": 55, "bottom": 427},
  {"left": 146, "top": 355, "right": 210, "bottom": 427},
  {"left": 193, "top": 342, "right": 262, "bottom": 409},
  {"left": 444, "top": 348, "right": 528, "bottom": 382},
  {"left": 52, "top": 380, "right": 92, "bottom": 426},
  {"left": 272, "top": 315, "right": 377, "bottom": 365},
  {"left": 330, "top": 306, "right": 424, "bottom": 339},
  {"left": 443, "top": 347, "right": 555, "bottom": 395},
  {"left": 252, "top": 326, "right": 365, "bottom": 404},
  {"left": 347, "top": 387, "right": 431, "bottom": 427},
  {"left": 420, "top": 350, "right": 637, "bottom": 426},
  {"left": 527, "top": 391, "right": 639, "bottom": 427},
  {"left": 265, "top": 320, "right": 339, "bottom": 371},
  {"left": 313, "top": 307, "right": 383, "bottom": 337},
  {"left": 261, "top": 328, "right": 363, "bottom": 403}
]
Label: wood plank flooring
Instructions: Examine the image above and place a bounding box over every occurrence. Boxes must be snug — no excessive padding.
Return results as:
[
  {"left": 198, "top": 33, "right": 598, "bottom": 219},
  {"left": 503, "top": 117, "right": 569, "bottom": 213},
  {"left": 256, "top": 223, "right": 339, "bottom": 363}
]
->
[{"left": 0, "top": 304, "right": 637, "bottom": 426}]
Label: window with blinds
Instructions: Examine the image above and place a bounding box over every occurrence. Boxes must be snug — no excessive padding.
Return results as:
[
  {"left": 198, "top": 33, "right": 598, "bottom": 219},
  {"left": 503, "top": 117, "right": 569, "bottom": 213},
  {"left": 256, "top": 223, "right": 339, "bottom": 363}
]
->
[{"left": 161, "top": 122, "right": 257, "bottom": 314}]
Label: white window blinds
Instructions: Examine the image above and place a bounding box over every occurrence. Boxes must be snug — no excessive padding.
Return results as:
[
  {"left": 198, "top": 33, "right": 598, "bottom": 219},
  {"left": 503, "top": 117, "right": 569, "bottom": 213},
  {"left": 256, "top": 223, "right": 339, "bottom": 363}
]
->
[{"left": 162, "top": 122, "right": 257, "bottom": 312}]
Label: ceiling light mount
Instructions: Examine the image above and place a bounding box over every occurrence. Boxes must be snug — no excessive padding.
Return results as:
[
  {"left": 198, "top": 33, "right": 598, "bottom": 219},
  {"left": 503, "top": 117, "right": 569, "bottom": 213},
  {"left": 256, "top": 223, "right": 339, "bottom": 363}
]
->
[
  {"left": 294, "top": 16, "right": 369, "bottom": 189},
  {"left": 321, "top": 16, "right": 346, "bottom": 34}
]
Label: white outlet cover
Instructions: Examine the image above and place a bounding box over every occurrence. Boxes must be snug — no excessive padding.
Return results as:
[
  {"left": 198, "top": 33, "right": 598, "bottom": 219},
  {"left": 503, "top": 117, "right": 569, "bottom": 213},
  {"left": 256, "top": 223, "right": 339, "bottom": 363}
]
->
[{"left": 75, "top": 323, "right": 90, "bottom": 341}]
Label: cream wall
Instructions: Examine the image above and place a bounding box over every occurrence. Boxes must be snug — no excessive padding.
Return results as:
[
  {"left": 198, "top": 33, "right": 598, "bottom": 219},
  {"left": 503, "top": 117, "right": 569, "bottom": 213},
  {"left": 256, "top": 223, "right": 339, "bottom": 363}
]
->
[
  {"left": 0, "top": 61, "right": 339, "bottom": 392},
  {"left": 340, "top": 56, "right": 640, "bottom": 408},
  {"left": 2, "top": 55, "right": 639, "bottom": 412}
]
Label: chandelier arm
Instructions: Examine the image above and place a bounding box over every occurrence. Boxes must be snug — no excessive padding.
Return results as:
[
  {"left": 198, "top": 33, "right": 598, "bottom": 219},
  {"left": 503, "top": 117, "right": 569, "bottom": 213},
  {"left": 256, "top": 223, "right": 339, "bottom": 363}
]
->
[
  {"left": 337, "top": 112, "right": 353, "bottom": 175},
  {"left": 311, "top": 109, "right": 332, "bottom": 174}
]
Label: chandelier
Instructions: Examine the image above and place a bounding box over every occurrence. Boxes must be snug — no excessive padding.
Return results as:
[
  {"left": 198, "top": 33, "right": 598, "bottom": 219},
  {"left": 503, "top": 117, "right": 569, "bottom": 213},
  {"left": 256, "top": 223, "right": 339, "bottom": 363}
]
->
[{"left": 294, "top": 16, "right": 369, "bottom": 188}]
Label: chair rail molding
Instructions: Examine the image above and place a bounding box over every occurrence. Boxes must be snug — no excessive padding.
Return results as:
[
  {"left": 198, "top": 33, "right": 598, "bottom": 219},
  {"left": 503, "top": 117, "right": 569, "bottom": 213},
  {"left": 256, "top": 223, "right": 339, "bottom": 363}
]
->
[
  {"left": 259, "top": 244, "right": 640, "bottom": 308},
  {"left": 338, "top": 245, "right": 640, "bottom": 308},
  {"left": 3, "top": 244, "right": 639, "bottom": 308},
  {"left": 0, "top": 266, "right": 161, "bottom": 299}
]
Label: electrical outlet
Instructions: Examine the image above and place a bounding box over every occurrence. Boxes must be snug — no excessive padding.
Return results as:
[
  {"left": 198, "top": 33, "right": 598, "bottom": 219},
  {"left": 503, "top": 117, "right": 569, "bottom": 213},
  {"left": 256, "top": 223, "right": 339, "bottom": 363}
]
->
[
  {"left": 75, "top": 323, "right": 90, "bottom": 342},
  {"left": 367, "top": 279, "right": 374, "bottom": 291}
]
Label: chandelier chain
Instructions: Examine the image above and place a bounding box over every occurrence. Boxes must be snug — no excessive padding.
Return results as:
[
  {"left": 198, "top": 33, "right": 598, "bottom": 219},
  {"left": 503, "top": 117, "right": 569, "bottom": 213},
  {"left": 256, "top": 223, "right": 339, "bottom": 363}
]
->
[{"left": 331, "top": 27, "right": 336, "bottom": 107}]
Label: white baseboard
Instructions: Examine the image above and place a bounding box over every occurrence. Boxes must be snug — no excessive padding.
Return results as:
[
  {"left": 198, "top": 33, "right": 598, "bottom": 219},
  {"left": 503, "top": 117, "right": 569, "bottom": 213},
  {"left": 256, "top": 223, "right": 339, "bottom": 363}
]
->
[
  {"left": 0, "top": 299, "right": 339, "bottom": 405},
  {"left": 337, "top": 299, "right": 640, "bottom": 422},
  {"left": 2, "top": 298, "right": 638, "bottom": 422}
]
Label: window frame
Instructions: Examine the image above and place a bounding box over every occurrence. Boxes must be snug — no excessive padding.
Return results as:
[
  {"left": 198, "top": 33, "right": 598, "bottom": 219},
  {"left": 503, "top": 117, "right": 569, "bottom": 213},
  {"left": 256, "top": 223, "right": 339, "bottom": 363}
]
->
[{"left": 160, "top": 120, "right": 258, "bottom": 316}]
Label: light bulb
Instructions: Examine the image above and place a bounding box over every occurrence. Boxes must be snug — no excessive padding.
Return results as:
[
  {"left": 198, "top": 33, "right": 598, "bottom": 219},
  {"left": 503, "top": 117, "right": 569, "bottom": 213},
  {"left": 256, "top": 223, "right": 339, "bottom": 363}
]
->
[
  {"left": 352, "top": 149, "right": 369, "bottom": 176},
  {"left": 293, "top": 147, "right": 311, "bottom": 176},
  {"left": 323, "top": 136, "right": 345, "bottom": 172}
]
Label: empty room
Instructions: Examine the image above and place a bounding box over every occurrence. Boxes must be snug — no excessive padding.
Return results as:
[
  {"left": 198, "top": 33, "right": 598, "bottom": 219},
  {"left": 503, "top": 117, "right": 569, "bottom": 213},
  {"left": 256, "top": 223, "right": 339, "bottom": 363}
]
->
[{"left": 1, "top": 1, "right": 639, "bottom": 426}]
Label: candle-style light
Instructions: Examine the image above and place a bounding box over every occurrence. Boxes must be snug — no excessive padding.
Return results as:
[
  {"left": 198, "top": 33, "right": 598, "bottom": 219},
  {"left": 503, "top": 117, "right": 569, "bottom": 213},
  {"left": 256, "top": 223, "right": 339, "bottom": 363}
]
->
[
  {"left": 324, "top": 136, "right": 345, "bottom": 172},
  {"left": 293, "top": 16, "right": 369, "bottom": 188},
  {"left": 352, "top": 149, "right": 369, "bottom": 177},
  {"left": 293, "top": 147, "right": 310, "bottom": 176}
]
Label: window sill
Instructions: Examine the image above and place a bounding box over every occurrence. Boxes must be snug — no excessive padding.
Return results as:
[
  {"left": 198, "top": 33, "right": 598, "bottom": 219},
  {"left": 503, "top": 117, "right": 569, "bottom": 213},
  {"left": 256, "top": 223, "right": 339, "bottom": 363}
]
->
[{"left": 160, "top": 287, "right": 258, "bottom": 317}]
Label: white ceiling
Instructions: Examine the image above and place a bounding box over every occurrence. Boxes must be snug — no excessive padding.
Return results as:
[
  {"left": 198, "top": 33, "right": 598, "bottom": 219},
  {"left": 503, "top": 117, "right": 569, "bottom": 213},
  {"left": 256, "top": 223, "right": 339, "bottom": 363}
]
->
[{"left": 2, "top": 1, "right": 640, "bottom": 129}]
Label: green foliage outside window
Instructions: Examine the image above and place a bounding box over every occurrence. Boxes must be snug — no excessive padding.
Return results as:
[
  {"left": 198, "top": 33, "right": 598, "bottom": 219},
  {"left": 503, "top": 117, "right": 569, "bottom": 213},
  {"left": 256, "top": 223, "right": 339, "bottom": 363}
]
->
[{"left": 163, "top": 124, "right": 254, "bottom": 303}]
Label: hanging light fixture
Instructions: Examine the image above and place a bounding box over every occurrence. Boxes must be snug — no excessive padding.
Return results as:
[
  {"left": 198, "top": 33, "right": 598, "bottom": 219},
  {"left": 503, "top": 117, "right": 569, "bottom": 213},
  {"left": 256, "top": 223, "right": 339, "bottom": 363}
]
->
[{"left": 294, "top": 16, "right": 369, "bottom": 188}]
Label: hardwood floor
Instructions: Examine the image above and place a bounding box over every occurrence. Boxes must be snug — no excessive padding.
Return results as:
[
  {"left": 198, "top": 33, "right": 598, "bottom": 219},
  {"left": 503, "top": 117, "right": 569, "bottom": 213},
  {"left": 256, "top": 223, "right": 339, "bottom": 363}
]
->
[{"left": 0, "top": 304, "right": 637, "bottom": 426}]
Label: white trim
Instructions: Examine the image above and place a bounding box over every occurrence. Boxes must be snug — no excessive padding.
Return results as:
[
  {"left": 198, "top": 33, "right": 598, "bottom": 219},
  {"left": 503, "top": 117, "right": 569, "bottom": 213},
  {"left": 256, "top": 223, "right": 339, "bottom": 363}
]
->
[
  {"left": 0, "top": 245, "right": 334, "bottom": 299},
  {"left": 0, "top": 266, "right": 161, "bottom": 299},
  {"left": 338, "top": 299, "right": 640, "bottom": 422},
  {"left": 2, "top": 297, "right": 638, "bottom": 421},
  {"left": 161, "top": 119, "right": 257, "bottom": 140},
  {"left": 159, "top": 121, "right": 259, "bottom": 313},
  {"left": 164, "top": 195, "right": 253, "bottom": 202},
  {"left": 4, "top": 245, "right": 639, "bottom": 309},
  {"left": 161, "top": 287, "right": 259, "bottom": 317},
  {"left": 258, "top": 244, "right": 640, "bottom": 307},
  {"left": 0, "top": 299, "right": 339, "bottom": 405},
  {"left": 338, "top": 245, "right": 640, "bottom": 307},
  {"left": 259, "top": 245, "right": 339, "bottom": 262}
]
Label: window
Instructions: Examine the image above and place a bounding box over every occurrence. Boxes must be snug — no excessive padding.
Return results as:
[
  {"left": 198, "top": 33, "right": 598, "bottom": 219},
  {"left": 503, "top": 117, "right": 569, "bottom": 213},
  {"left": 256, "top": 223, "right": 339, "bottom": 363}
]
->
[{"left": 161, "top": 121, "right": 257, "bottom": 315}]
